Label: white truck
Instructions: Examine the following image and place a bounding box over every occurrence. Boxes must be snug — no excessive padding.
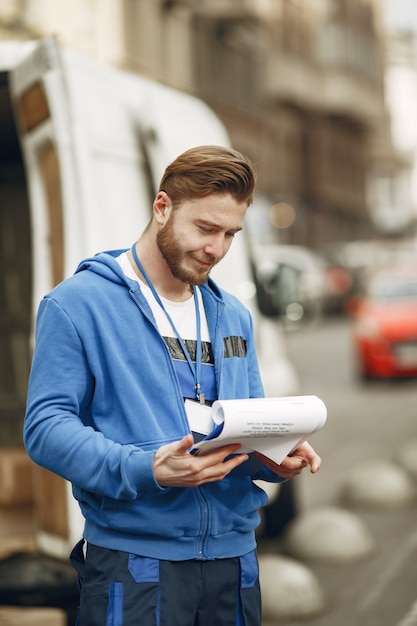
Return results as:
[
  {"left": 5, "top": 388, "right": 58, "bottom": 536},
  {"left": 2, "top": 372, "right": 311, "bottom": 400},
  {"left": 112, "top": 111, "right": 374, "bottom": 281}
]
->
[{"left": 0, "top": 37, "right": 299, "bottom": 559}]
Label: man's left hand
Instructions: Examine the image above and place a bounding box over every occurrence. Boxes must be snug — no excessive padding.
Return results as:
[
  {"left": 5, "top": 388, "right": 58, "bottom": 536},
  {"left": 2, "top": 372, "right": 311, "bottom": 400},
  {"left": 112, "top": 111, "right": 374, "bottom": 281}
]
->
[{"left": 256, "top": 441, "right": 321, "bottom": 479}]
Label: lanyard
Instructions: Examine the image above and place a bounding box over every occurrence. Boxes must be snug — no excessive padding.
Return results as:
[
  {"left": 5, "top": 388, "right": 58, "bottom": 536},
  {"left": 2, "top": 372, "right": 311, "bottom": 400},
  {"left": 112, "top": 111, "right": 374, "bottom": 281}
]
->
[{"left": 131, "top": 245, "right": 204, "bottom": 404}]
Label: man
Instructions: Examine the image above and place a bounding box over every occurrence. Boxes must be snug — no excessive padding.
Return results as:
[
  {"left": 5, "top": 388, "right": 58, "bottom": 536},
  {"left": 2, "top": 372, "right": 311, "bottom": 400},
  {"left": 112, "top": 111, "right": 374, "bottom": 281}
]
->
[{"left": 24, "top": 145, "right": 321, "bottom": 625}]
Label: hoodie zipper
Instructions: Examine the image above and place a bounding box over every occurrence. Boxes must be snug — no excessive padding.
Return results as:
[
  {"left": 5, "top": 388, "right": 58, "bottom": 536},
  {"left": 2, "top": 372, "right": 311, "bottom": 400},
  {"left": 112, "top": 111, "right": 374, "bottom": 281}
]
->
[
  {"left": 195, "top": 294, "right": 225, "bottom": 559},
  {"left": 131, "top": 284, "right": 227, "bottom": 560}
]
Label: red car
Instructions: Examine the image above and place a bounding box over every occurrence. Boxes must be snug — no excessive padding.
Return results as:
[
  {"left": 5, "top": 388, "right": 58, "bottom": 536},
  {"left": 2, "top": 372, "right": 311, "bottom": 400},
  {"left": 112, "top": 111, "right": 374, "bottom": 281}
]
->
[{"left": 350, "top": 264, "right": 417, "bottom": 380}]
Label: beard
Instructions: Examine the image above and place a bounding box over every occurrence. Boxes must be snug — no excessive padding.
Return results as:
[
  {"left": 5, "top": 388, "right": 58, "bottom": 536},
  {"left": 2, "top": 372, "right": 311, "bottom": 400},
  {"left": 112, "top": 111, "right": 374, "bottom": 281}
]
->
[{"left": 156, "top": 218, "right": 217, "bottom": 286}]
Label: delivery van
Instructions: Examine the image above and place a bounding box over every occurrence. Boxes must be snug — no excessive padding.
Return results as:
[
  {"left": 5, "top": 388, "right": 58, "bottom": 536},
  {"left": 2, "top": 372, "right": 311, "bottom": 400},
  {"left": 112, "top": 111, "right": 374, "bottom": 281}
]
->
[{"left": 0, "top": 37, "right": 299, "bottom": 559}]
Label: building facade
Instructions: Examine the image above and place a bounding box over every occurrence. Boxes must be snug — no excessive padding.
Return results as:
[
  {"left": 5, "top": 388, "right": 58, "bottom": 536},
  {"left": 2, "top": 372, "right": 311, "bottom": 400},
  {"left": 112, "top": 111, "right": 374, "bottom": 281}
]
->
[{"left": 0, "top": 0, "right": 401, "bottom": 247}]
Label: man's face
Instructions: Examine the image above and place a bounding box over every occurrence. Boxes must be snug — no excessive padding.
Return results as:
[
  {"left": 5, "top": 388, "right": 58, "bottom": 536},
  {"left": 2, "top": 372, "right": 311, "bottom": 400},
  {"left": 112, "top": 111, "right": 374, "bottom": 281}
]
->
[{"left": 156, "top": 193, "right": 247, "bottom": 286}]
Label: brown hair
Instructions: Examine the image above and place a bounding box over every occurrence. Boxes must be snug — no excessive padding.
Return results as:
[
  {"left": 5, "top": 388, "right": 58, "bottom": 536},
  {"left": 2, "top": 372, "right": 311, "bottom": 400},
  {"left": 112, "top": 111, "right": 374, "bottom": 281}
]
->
[{"left": 158, "top": 145, "right": 256, "bottom": 207}]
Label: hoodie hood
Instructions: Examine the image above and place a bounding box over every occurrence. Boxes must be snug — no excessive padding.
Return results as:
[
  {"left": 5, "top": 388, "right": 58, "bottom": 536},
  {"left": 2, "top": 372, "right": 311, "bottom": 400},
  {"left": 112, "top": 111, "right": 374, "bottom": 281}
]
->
[
  {"left": 74, "top": 247, "right": 225, "bottom": 300},
  {"left": 75, "top": 249, "right": 131, "bottom": 284}
]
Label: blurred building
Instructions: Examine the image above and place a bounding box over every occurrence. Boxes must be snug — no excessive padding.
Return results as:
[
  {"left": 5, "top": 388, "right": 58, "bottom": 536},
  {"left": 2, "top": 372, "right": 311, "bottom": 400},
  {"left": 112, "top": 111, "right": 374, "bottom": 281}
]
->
[
  {"left": 190, "top": 0, "right": 387, "bottom": 247},
  {"left": 371, "top": 30, "right": 417, "bottom": 237},
  {"left": 0, "top": 0, "right": 408, "bottom": 248}
]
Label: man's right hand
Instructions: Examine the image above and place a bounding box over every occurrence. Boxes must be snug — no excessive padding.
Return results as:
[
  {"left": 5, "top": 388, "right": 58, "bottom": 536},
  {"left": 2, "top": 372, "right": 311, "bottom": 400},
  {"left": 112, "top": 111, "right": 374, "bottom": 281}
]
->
[{"left": 153, "top": 434, "right": 249, "bottom": 487}]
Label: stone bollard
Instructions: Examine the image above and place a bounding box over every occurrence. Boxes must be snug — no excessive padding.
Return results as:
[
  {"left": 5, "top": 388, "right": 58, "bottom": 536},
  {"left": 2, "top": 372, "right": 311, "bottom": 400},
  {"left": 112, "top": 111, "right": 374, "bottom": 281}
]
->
[
  {"left": 258, "top": 554, "right": 326, "bottom": 620},
  {"left": 283, "top": 506, "right": 375, "bottom": 563},
  {"left": 396, "top": 439, "right": 417, "bottom": 482},
  {"left": 340, "top": 459, "right": 416, "bottom": 508}
]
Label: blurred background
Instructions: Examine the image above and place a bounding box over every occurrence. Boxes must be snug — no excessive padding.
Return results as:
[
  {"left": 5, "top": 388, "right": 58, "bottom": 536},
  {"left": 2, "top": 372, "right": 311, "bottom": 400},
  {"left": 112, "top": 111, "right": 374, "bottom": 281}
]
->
[
  {"left": 2, "top": 0, "right": 417, "bottom": 318},
  {"left": 1, "top": 0, "right": 416, "bottom": 245},
  {"left": 1, "top": 2, "right": 417, "bottom": 625}
]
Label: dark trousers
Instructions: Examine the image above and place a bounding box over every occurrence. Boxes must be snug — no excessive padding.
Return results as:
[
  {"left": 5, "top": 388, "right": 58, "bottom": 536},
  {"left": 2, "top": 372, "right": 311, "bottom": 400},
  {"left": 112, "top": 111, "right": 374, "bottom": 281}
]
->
[{"left": 70, "top": 540, "right": 261, "bottom": 626}]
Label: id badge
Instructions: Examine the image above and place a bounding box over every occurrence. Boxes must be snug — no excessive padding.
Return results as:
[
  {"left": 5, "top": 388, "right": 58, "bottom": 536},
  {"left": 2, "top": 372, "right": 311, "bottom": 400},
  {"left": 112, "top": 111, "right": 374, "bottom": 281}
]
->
[{"left": 184, "top": 399, "right": 213, "bottom": 436}]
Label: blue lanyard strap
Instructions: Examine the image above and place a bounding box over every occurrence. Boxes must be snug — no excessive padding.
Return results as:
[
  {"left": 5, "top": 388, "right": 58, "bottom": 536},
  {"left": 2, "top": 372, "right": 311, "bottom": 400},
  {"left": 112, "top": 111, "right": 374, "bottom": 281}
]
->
[{"left": 131, "top": 244, "right": 204, "bottom": 403}]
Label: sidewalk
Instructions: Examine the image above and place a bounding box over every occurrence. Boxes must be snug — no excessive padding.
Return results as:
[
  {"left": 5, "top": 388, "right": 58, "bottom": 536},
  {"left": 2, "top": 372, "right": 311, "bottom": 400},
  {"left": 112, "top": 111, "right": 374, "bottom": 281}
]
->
[{"left": 259, "top": 502, "right": 417, "bottom": 626}]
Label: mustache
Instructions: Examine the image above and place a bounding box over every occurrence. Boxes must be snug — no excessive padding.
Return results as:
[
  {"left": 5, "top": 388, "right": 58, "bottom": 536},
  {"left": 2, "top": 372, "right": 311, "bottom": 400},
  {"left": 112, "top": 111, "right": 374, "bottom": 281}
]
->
[{"left": 192, "top": 254, "right": 217, "bottom": 266}]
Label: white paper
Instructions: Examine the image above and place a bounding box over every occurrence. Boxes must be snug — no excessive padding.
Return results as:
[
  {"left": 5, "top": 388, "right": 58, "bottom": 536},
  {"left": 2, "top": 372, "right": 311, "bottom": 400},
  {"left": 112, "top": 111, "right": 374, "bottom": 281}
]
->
[{"left": 191, "top": 395, "right": 327, "bottom": 465}]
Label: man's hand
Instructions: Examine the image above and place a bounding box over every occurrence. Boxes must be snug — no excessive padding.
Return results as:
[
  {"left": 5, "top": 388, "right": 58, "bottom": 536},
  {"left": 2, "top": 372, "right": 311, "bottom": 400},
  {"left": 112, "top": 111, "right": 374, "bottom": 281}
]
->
[
  {"left": 153, "top": 434, "right": 249, "bottom": 487},
  {"left": 256, "top": 441, "right": 322, "bottom": 479}
]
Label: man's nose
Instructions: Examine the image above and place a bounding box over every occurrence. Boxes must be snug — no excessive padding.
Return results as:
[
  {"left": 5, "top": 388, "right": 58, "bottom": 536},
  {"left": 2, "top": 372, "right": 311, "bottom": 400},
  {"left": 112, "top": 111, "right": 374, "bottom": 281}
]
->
[{"left": 204, "top": 234, "right": 226, "bottom": 259}]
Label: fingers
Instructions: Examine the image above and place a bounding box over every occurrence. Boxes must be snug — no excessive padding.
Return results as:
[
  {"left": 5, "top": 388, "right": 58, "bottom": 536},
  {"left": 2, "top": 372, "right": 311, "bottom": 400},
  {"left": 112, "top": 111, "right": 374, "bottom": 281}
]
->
[
  {"left": 308, "top": 452, "right": 322, "bottom": 474},
  {"left": 193, "top": 451, "right": 249, "bottom": 485},
  {"left": 256, "top": 452, "right": 307, "bottom": 478},
  {"left": 155, "top": 436, "right": 322, "bottom": 487},
  {"left": 290, "top": 441, "right": 322, "bottom": 474},
  {"left": 255, "top": 441, "right": 322, "bottom": 479},
  {"left": 176, "top": 433, "right": 195, "bottom": 453},
  {"left": 190, "top": 443, "right": 249, "bottom": 483},
  {"left": 280, "top": 454, "right": 308, "bottom": 472},
  {"left": 153, "top": 436, "right": 249, "bottom": 488}
]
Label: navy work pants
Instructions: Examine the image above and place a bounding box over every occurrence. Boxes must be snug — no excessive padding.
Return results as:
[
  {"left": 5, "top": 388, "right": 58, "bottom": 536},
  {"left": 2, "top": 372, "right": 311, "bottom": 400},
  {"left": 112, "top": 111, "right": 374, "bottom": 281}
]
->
[{"left": 70, "top": 540, "right": 261, "bottom": 626}]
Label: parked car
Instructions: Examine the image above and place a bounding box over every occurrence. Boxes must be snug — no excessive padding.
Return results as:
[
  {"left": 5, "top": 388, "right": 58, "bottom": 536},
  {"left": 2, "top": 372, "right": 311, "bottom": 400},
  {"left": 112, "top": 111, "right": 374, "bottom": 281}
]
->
[
  {"left": 319, "top": 240, "right": 392, "bottom": 315},
  {"left": 251, "top": 244, "right": 326, "bottom": 329},
  {"left": 350, "top": 262, "right": 417, "bottom": 380}
]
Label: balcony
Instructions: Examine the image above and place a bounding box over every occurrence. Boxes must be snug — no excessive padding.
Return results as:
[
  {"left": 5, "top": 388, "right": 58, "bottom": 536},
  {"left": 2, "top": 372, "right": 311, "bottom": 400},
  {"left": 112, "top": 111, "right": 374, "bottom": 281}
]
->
[
  {"left": 194, "top": 0, "right": 276, "bottom": 21},
  {"left": 264, "top": 52, "right": 385, "bottom": 127}
]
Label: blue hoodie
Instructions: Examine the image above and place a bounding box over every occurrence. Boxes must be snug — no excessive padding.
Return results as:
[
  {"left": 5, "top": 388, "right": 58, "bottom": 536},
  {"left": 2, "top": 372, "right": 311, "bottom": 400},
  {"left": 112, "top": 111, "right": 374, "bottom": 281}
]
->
[{"left": 24, "top": 250, "right": 285, "bottom": 560}]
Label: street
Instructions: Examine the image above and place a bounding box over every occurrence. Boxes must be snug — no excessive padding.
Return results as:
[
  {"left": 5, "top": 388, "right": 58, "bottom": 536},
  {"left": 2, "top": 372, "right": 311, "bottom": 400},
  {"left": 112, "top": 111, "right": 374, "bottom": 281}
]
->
[{"left": 260, "top": 315, "right": 417, "bottom": 626}]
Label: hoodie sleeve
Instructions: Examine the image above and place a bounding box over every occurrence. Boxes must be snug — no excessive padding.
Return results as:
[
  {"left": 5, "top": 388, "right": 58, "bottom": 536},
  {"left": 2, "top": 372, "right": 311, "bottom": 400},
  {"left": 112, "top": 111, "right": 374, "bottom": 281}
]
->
[{"left": 24, "top": 297, "right": 162, "bottom": 500}]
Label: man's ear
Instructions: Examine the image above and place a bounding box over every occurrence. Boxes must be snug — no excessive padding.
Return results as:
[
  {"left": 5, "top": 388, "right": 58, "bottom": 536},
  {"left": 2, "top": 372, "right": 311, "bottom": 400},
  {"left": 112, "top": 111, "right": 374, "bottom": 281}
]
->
[{"left": 153, "top": 192, "right": 172, "bottom": 225}]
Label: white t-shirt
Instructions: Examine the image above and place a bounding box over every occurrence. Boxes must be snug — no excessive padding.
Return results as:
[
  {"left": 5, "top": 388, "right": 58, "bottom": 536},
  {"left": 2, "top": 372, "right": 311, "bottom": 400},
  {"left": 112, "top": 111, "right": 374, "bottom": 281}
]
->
[
  {"left": 116, "top": 251, "right": 216, "bottom": 404},
  {"left": 116, "top": 252, "right": 210, "bottom": 342}
]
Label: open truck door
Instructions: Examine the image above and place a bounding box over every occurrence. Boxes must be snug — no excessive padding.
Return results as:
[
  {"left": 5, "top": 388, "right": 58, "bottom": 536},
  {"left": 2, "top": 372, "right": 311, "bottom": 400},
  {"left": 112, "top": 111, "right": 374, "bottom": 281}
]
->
[{"left": 5, "top": 37, "right": 299, "bottom": 559}]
